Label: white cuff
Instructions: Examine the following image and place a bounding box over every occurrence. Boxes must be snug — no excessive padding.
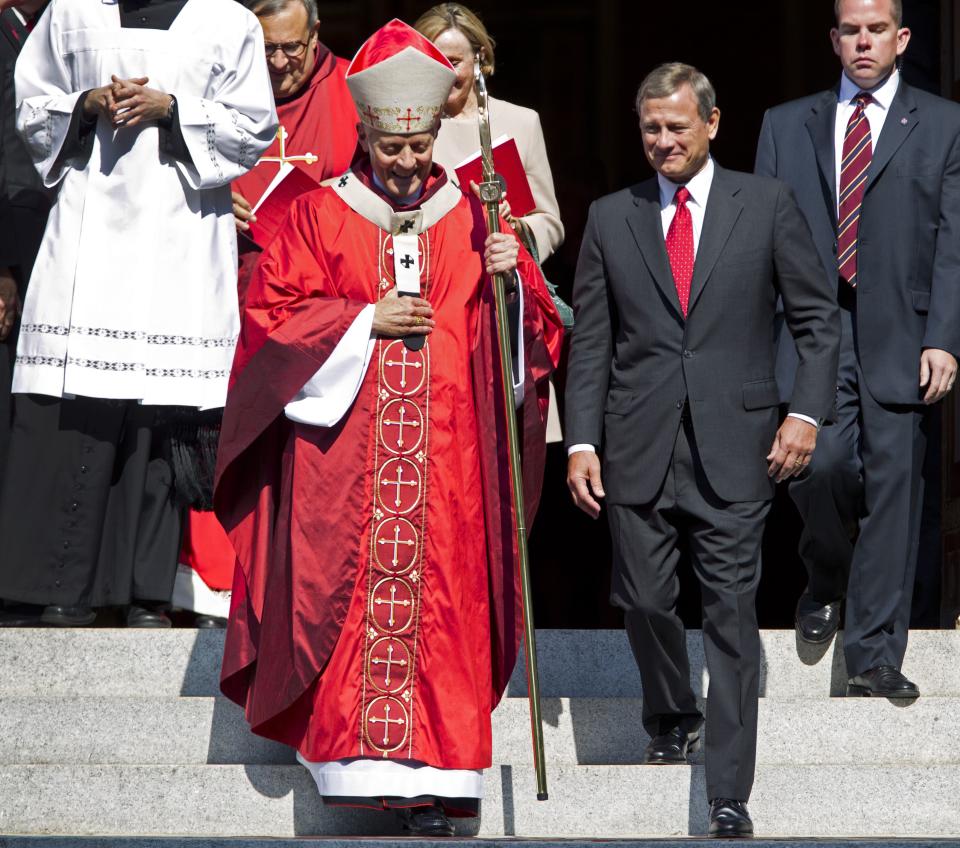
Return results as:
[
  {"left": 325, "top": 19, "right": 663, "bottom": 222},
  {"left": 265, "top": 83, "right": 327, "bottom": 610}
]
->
[
  {"left": 567, "top": 443, "right": 596, "bottom": 456},
  {"left": 284, "top": 304, "right": 376, "bottom": 427},
  {"left": 787, "top": 412, "right": 820, "bottom": 430},
  {"left": 512, "top": 275, "right": 525, "bottom": 409}
]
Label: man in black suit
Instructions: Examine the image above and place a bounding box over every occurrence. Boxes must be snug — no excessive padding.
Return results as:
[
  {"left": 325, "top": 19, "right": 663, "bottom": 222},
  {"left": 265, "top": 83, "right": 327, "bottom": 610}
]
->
[
  {"left": 0, "top": 0, "right": 53, "bottom": 626},
  {"left": 565, "top": 64, "right": 840, "bottom": 838},
  {"left": 755, "top": 0, "right": 960, "bottom": 697},
  {"left": 0, "top": 0, "right": 50, "bottom": 482}
]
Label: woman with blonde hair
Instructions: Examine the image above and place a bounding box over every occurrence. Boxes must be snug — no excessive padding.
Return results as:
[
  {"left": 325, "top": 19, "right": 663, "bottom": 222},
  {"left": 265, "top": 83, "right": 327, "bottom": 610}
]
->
[{"left": 414, "top": 3, "right": 564, "bottom": 262}]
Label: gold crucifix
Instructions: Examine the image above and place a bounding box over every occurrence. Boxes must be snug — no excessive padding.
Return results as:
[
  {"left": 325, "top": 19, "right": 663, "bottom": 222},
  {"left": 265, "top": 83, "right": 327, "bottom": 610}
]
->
[{"left": 259, "top": 126, "right": 319, "bottom": 168}]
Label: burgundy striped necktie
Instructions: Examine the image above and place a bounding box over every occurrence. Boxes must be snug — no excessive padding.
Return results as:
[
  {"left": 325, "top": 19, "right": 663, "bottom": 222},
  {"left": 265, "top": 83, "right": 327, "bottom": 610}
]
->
[{"left": 837, "top": 92, "right": 873, "bottom": 287}]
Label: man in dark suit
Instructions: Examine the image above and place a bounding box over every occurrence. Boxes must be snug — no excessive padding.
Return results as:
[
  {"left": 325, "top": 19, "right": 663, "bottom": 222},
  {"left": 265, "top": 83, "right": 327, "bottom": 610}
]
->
[
  {"left": 0, "top": 0, "right": 50, "bottom": 482},
  {"left": 0, "top": 0, "right": 53, "bottom": 626},
  {"left": 565, "top": 63, "right": 840, "bottom": 838},
  {"left": 755, "top": 0, "right": 960, "bottom": 696}
]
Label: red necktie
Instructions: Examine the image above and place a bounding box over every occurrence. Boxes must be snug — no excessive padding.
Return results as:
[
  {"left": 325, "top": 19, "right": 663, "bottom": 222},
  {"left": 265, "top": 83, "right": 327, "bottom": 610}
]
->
[
  {"left": 665, "top": 186, "right": 694, "bottom": 316},
  {"left": 837, "top": 93, "right": 873, "bottom": 287}
]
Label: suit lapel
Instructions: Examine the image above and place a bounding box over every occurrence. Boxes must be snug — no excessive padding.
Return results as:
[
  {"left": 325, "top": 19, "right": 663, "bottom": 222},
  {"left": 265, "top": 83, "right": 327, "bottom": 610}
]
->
[
  {"left": 686, "top": 166, "right": 742, "bottom": 316},
  {"left": 0, "top": 10, "right": 28, "bottom": 53},
  {"left": 865, "top": 81, "right": 918, "bottom": 193},
  {"left": 804, "top": 89, "right": 839, "bottom": 229},
  {"left": 626, "top": 180, "right": 684, "bottom": 318}
]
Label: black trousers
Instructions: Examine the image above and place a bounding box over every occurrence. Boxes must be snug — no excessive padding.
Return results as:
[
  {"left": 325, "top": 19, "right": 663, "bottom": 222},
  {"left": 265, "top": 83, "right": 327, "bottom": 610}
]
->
[
  {"left": 0, "top": 205, "right": 47, "bottom": 485},
  {"left": 608, "top": 417, "right": 769, "bottom": 802},
  {"left": 0, "top": 394, "right": 182, "bottom": 607},
  {"left": 789, "top": 307, "right": 928, "bottom": 675}
]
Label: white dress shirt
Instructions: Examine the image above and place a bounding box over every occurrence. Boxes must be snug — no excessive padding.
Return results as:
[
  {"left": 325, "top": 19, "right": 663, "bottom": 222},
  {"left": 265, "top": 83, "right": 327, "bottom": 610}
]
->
[
  {"left": 568, "top": 157, "right": 815, "bottom": 456},
  {"left": 834, "top": 69, "right": 900, "bottom": 205},
  {"left": 657, "top": 155, "right": 715, "bottom": 248}
]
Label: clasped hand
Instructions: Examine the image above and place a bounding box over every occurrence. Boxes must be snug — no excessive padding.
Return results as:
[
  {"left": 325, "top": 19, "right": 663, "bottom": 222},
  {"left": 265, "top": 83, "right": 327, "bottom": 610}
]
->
[
  {"left": 373, "top": 290, "right": 435, "bottom": 338},
  {"left": 83, "top": 75, "right": 172, "bottom": 129}
]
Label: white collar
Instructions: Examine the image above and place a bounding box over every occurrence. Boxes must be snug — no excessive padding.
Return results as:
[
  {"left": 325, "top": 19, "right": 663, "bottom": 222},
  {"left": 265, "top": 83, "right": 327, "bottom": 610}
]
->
[
  {"left": 657, "top": 156, "right": 715, "bottom": 208},
  {"left": 838, "top": 67, "right": 900, "bottom": 110},
  {"left": 325, "top": 169, "right": 462, "bottom": 235}
]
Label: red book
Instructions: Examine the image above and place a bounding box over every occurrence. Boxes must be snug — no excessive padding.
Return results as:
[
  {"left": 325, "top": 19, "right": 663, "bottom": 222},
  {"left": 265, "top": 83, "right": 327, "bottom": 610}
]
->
[
  {"left": 453, "top": 135, "right": 536, "bottom": 218},
  {"left": 247, "top": 164, "right": 320, "bottom": 249}
]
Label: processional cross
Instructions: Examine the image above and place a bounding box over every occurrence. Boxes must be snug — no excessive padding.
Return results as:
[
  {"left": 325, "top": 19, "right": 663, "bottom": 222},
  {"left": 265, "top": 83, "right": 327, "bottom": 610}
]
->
[{"left": 259, "top": 126, "right": 319, "bottom": 167}]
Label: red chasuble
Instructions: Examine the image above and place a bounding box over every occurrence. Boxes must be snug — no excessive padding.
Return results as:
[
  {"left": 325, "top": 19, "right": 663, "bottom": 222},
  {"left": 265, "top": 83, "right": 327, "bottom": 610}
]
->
[
  {"left": 216, "top": 165, "right": 562, "bottom": 770},
  {"left": 178, "top": 44, "right": 359, "bottom": 597}
]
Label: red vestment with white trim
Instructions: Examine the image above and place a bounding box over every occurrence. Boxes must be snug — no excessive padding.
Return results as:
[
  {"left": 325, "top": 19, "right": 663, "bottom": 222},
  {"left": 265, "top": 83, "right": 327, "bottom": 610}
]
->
[{"left": 216, "top": 167, "right": 562, "bottom": 770}]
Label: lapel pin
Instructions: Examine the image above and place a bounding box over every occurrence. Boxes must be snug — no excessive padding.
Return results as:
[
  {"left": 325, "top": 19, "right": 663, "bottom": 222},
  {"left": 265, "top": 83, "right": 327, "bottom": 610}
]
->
[{"left": 901, "top": 117, "right": 908, "bottom": 125}]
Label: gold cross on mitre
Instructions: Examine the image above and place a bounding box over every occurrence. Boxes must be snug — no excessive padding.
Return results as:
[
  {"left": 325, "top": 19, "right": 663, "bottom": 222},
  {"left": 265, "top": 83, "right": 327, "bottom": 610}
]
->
[{"left": 259, "top": 126, "right": 319, "bottom": 167}]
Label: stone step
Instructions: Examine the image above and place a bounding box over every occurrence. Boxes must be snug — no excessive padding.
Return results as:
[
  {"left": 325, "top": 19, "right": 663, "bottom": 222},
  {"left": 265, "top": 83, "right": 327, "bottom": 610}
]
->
[
  {"left": 0, "top": 763, "right": 955, "bottom": 838},
  {"left": 3, "top": 841, "right": 960, "bottom": 848},
  {"left": 1, "top": 629, "right": 958, "bottom": 698},
  {"left": 1, "top": 695, "right": 957, "bottom": 767}
]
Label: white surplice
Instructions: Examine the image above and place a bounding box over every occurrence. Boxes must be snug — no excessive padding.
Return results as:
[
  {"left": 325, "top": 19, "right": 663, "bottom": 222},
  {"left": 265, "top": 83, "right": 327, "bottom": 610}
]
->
[{"left": 13, "top": 0, "right": 277, "bottom": 408}]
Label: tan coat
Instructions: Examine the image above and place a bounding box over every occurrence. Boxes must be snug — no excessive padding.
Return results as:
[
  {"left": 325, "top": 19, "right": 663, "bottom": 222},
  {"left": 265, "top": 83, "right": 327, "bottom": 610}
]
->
[{"left": 432, "top": 96, "right": 564, "bottom": 261}]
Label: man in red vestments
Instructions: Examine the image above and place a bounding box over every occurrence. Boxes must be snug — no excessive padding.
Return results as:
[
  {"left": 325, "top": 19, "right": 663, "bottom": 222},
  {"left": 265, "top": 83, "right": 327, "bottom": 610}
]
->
[
  {"left": 231, "top": 0, "right": 357, "bottom": 247},
  {"left": 215, "top": 19, "right": 562, "bottom": 836},
  {"left": 175, "top": 0, "right": 358, "bottom": 622}
]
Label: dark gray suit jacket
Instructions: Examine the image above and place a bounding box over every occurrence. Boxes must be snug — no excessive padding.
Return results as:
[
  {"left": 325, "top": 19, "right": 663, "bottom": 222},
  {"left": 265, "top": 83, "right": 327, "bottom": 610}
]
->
[
  {"left": 756, "top": 80, "right": 960, "bottom": 405},
  {"left": 564, "top": 165, "right": 841, "bottom": 505}
]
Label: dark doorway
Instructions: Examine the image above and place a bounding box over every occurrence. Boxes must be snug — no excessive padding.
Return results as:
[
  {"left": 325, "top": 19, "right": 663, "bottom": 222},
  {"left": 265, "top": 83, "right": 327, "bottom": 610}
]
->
[{"left": 318, "top": 0, "right": 949, "bottom": 627}]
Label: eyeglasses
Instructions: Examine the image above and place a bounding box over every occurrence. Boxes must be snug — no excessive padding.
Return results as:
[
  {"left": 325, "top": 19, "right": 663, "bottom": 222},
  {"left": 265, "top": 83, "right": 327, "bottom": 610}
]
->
[{"left": 264, "top": 39, "right": 310, "bottom": 58}]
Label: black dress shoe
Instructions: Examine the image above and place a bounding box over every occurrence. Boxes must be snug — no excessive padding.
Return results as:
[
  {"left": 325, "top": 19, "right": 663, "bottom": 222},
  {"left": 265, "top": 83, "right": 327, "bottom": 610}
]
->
[
  {"left": 847, "top": 665, "right": 920, "bottom": 698},
  {"left": 195, "top": 614, "right": 227, "bottom": 629},
  {"left": 395, "top": 804, "right": 455, "bottom": 836},
  {"left": 795, "top": 592, "right": 841, "bottom": 644},
  {"left": 708, "top": 798, "right": 753, "bottom": 838},
  {"left": 126, "top": 604, "right": 172, "bottom": 629},
  {"left": 40, "top": 605, "right": 97, "bottom": 627},
  {"left": 0, "top": 603, "right": 44, "bottom": 627},
  {"left": 643, "top": 726, "right": 701, "bottom": 764}
]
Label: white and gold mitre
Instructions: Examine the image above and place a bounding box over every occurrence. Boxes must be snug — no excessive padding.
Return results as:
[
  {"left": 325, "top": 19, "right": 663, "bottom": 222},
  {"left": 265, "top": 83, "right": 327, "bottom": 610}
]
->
[{"left": 345, "top": 18, "right": 456, "bottom": 135}]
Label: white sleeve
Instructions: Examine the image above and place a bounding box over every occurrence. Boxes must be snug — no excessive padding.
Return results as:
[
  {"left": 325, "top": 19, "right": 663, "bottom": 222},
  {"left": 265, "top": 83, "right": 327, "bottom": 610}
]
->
[
  {"left": 173, "top": 15, "right": 278, "bottom": 189},
  {"left": 14, "top": 4, "right": 85, "bottom": 187},
  {"left": 567, "top": 444, "right": 596, "bottom": 455},
  {"left": 787, "top": 412, "right": 820, "bottom": 429},
  {"left": 285, "top": 304, "right": 376, "bottom": 427},
  {"left": 511, "top": 274, "right": 525, "bottom": 408}
]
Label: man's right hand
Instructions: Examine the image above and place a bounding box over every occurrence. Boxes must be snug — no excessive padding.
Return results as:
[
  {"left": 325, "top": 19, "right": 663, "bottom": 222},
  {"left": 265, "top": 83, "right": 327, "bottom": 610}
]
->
[
  {"left": 0, "top": 268, "right": 21, "bottom": 342},
  {"left": 567, "top": 450, "right": 605, "bottom": 519},
  {"left": 82, "top": 85, "right": 116, "bottom": 123},
  {"left": 372, "top": 289, "right": 435, "bottom": 338},
  {"left": 232, "top": 192, "right": 256, "bottom": 233}
]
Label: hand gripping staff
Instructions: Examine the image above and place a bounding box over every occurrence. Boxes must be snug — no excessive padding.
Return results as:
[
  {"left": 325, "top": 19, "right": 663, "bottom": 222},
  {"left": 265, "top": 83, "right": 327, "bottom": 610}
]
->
[{"left": 473, "top": 57, "right": 548, "bottom": 802}]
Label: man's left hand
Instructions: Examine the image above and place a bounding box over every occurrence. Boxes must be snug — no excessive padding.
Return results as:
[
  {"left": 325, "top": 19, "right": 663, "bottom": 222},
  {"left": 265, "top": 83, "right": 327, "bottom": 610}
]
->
[
  {"left": 920, "top": 348, "right": 958, "bottom": 404},
  {"left": 109, "top": 75, "right": 172, "bottom": 129},
  {"left": 484, "top": 231, "right": 518, "bottom": 276},
  {"left": 767, "top": 416, "right": 817, "bottom": 483}
]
